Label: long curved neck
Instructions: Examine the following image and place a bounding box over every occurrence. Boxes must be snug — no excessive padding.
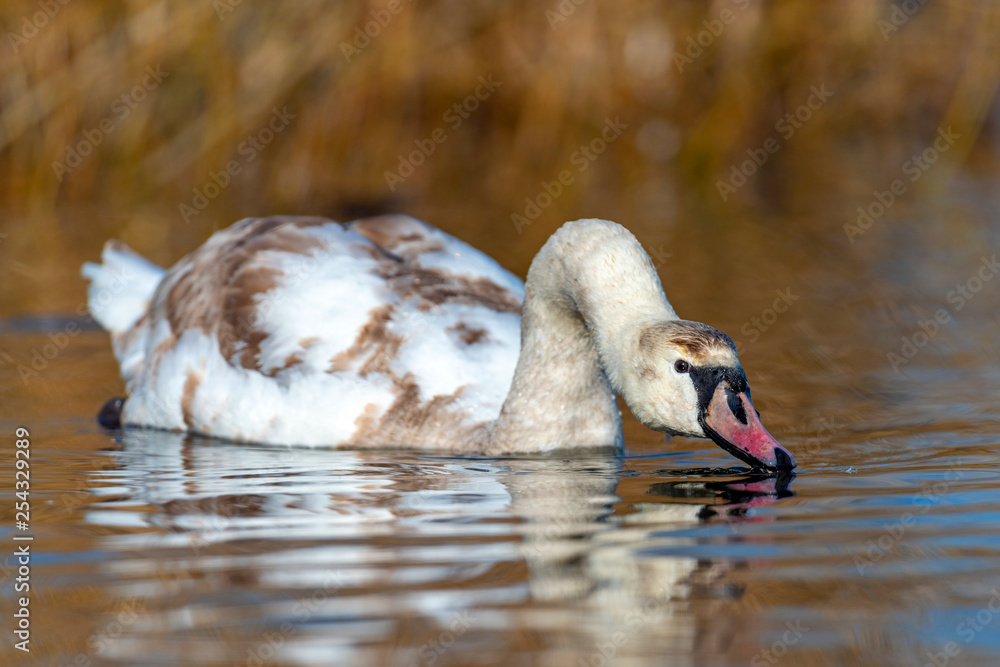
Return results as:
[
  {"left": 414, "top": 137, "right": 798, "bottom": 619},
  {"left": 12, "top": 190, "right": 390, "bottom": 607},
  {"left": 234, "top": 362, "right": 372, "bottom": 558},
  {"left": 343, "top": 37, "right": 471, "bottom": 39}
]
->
[{"left": 488, "top": 219, "right": 676, "bottom": 453}]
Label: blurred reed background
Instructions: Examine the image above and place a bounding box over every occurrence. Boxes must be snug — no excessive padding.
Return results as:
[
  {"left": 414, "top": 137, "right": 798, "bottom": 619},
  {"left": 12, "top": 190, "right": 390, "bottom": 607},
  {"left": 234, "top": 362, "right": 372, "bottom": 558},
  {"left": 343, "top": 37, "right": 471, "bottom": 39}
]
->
[{"left": 1, "top": 0, "right": 999, "bottom": 318}]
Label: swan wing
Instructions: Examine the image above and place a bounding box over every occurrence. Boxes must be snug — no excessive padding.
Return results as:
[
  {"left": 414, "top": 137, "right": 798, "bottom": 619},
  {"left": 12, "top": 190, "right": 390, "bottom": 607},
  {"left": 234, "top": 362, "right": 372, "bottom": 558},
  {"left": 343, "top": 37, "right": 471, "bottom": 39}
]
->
[{"left": 109, "top": 215, "right": 523, "bottom": 448}]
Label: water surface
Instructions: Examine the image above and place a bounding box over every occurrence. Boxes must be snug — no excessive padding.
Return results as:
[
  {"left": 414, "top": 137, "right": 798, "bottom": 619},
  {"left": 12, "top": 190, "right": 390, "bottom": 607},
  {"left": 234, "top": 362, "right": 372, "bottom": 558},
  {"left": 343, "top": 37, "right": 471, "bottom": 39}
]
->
[{"left": 3, "top": 286, "right": 1000, "bottom": 666}]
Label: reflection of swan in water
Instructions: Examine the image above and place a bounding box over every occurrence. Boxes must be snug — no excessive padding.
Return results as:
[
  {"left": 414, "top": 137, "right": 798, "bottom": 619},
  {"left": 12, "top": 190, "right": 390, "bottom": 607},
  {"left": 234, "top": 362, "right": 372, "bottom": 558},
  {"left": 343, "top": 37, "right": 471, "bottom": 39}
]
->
[
  {"left": 84, "top": 431, "right": 793, "bottom": 665},
  {"left": 504, "top": 459, "right": 791, "bottom": 602}
]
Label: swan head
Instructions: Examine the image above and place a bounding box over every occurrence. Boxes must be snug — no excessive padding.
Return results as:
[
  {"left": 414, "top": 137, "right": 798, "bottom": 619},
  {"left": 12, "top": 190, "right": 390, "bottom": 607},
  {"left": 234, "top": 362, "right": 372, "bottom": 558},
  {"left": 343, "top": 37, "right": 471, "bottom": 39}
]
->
[{"left": 626, "top": 320, "right": 796, "bottom": 471}]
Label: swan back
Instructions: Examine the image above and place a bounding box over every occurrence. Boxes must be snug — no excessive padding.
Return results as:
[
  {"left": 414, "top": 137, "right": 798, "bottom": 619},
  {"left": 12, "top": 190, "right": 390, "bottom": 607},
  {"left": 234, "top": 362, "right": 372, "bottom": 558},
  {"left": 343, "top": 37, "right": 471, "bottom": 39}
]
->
[{"left": 87, "top": 215, "right": 524, "bottom": 449}]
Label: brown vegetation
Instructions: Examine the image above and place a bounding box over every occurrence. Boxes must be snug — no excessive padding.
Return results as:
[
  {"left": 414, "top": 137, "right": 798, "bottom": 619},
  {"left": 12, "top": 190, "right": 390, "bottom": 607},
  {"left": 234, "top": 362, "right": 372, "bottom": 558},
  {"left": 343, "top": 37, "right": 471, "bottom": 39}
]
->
[{"left": 1, "top": 0, "right": 998, "bottom": 315}]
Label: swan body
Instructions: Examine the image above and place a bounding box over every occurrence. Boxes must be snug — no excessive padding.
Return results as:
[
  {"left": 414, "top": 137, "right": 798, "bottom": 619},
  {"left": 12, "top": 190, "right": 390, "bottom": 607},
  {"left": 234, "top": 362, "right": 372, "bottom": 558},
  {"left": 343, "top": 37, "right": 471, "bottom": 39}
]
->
[{"left": 84, "top": 215, "right": 795, "bottom": 469}]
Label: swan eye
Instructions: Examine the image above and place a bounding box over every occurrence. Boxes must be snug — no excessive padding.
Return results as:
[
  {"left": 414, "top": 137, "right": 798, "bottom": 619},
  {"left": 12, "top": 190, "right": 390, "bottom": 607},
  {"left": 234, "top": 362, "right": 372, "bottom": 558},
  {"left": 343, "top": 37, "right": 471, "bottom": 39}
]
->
[{"left": 674, "top": 360, "right": 690, "bottom": 373}]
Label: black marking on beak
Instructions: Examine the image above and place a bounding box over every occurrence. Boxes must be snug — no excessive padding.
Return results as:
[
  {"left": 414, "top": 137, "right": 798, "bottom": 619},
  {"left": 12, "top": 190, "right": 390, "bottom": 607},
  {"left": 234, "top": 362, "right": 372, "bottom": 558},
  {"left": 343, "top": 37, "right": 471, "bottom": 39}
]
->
[
  {"left": 726, "top": 386, "right": 748, "bottom": 425},
  {"left": 689, "top": 365, "right": 749, "bottom": 414}
]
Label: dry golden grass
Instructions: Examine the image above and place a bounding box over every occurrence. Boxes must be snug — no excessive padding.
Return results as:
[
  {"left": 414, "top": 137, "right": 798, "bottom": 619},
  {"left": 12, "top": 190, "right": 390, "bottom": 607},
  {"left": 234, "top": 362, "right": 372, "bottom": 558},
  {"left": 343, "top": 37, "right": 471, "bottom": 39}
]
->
[{"left": 1, "top": 0, "right": 998, "bottom": 314}]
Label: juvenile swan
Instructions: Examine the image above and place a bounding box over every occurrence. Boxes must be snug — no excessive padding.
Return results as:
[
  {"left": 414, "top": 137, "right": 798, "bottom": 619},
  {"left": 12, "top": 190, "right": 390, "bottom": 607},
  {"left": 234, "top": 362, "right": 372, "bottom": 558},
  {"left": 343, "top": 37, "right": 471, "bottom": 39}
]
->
[{"left": 83, "top": 215, "right": 795, "bottom": 469}]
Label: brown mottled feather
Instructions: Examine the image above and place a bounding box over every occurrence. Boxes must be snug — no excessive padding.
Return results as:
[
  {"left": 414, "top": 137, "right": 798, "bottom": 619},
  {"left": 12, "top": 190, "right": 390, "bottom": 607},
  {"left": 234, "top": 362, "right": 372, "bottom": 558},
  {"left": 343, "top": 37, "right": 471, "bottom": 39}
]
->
[
  {"left": 379, "top": 266, "right": 521, "bottom": 314},
  {"left": 181, "top": 370, "right": 201, "bottom": 429},
  {"left": 351, "top": 214, "right": 446, "bottom": 258},
  {"left": 448, "top": 322, "right": 490, "bottom": 345},
  {"left": 328, "top": 304, "right": 404, "bottom": 377},
  {"left": 349, "top": 378, "right": 484, "bottom": 450},
  {"left": 639, "top": 320, "right": 736, "bottom": 362},
  {"left": 147, "top": 215, "right": 520, "bottom": 380},
  {"left": 152, "top": 216, "right": 331, "bottom": 372},
  {"left": 124, "top": 214, "right": 522, "bottom": 449}
]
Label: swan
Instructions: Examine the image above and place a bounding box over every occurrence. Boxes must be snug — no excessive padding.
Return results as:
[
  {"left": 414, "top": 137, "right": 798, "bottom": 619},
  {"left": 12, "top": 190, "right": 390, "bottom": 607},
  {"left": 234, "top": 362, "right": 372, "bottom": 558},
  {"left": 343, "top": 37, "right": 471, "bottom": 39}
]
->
[{"left": 82, "top": 215, "right": 795, "bottom": 470}]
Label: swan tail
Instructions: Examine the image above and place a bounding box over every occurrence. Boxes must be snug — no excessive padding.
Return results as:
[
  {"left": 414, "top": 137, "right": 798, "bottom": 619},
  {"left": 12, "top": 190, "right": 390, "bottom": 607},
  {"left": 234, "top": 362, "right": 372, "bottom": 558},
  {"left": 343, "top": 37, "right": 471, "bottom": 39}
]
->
[{"left": 81, "top": 240, "right": 165, "bottom": 334}]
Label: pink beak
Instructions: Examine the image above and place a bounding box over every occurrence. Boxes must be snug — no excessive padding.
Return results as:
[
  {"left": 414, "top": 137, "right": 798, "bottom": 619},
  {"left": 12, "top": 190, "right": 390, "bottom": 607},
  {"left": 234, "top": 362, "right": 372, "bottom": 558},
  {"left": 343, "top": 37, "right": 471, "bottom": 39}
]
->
[{"left": 701, "top": 384, "right": 796, "bottom": 471}]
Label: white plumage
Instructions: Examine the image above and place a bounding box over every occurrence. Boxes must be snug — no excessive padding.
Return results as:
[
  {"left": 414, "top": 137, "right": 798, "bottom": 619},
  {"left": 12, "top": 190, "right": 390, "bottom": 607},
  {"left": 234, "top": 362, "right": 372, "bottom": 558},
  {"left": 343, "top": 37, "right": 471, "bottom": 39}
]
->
[{"left": 84, "top": 215, "right": 523, "bottom": 450}]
